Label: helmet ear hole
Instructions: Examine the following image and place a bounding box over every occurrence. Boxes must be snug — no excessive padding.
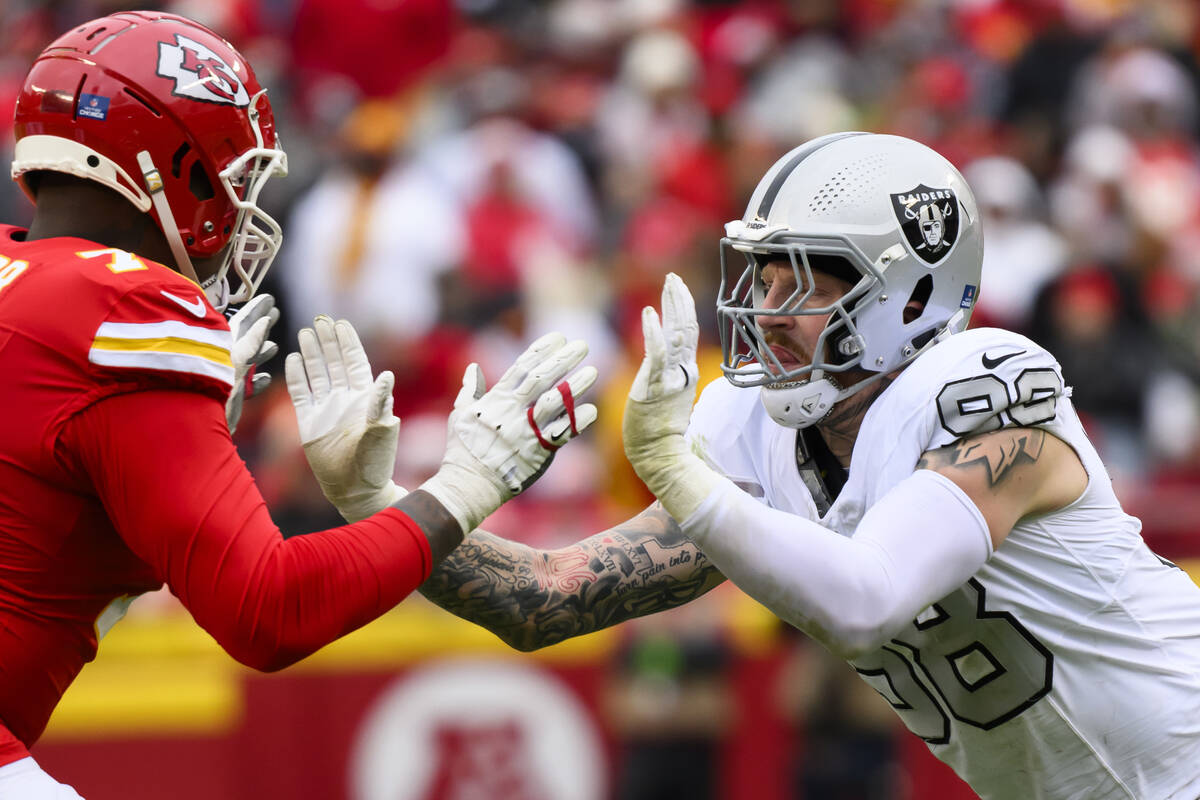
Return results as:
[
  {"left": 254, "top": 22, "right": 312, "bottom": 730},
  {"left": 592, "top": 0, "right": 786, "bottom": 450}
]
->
[
  {"left": 903, "top": 274, "right": 933, "bottom": 324},
  {"left": 188, "top": 161, "right": 214, "bottom": 201},
  {"left": 170, "top": 142, "right": 191, "bottom": 178}
]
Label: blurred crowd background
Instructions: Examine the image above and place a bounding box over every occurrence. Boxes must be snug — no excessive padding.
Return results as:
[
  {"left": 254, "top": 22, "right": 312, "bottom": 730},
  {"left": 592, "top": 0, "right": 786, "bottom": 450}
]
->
[{"left": 6, "top": 0, "right": 1200, "bottom": 797}]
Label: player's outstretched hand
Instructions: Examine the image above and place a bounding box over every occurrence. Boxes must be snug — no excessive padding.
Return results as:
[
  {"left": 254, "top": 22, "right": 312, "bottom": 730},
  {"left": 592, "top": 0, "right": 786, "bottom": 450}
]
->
[
  {"left": 623, "top": 273, "right": 717, "bottom": 522},
  {"left": 628, "top": 271, "right": 700, "bottom": 406},
  {"left": 226, "top": 292, "right": 280, "bottom": 433},
  {"left": 420, "top": 333, "right": 599, "bottom": 534},
  {"left": 286, "top": 316, "right": 406, "bottom": 522}
]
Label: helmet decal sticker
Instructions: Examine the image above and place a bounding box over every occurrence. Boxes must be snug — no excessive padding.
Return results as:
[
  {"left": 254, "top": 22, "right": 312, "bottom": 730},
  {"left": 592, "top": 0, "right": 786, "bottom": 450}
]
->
[
  {"left": 77, "top": 93, "right": 110, "bottom": 120},
  {"left": 156, "top": 34, "right": 249, "bottom": 107},
  {"left": 960, "top": 284, "right": 978, "bottom": 309},
  {"left": 890, "top": 184, "right": 960, "bottom": 265}
]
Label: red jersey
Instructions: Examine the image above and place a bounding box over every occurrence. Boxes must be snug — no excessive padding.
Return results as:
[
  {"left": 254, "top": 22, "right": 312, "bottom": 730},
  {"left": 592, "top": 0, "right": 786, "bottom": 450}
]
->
[{"left": 0, "top": 226, "right": 432, "bottom": 764}]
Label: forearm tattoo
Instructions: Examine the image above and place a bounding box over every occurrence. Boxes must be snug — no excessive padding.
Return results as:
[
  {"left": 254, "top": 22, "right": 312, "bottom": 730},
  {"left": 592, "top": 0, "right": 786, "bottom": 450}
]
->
[
  {"left": 917, "top": 428, "right": 1047, "bottom": 487},
  {"left": 418, "top": 505, "right": 725, "bottom": 651}
]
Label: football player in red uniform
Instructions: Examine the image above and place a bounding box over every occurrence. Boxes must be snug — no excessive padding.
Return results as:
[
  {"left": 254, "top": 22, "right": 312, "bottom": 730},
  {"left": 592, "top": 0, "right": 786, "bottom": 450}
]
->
[{"left": 0, "top": 11, "right": 598, "bottom": 797}]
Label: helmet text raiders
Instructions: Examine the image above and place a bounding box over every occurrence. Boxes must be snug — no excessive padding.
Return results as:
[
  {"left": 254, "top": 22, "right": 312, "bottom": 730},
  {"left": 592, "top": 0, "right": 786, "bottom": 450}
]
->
[{"left": 718, "top": 133, "right": 983, "bottom": 429}]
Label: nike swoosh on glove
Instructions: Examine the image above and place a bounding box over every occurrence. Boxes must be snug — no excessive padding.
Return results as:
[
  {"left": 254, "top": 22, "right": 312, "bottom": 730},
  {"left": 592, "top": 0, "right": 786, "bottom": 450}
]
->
[
  {"left": 623, "top": 272, "right": 723, "bottom": 522},
  {"left": 226, "top": 293, "right": 280, "bottom": 434},
  {"left": 286, "top": 316, "right": 406, "bottom": 523},
  {"left": 420, "top": 332, "right": 599, "bottom": 534}
]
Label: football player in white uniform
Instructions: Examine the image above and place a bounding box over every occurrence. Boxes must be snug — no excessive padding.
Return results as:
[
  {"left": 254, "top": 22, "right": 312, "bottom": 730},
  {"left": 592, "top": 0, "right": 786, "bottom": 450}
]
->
[{"left": 301, "top": 133, "right": 1200, "bottom": 799}]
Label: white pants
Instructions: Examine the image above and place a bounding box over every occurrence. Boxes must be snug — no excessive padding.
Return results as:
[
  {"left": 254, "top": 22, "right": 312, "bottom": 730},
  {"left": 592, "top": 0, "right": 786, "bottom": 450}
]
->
[{"left": 0, "top": 757, "right": 84, "bottom": 799}]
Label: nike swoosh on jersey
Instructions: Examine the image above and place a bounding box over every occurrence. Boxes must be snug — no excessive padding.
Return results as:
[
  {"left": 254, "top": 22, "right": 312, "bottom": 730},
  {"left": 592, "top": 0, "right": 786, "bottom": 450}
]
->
[
  {"left": 160, "top": 290, "right": 208, "bottom": 318},
  {"left": 981, "top": 350, "right": 1026, "bottom": 369}
]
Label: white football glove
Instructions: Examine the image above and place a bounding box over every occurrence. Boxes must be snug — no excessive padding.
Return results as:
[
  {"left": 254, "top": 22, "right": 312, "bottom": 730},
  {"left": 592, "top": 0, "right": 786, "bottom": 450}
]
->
[
  {"left": 226, "top": 293, "right": 280, "bottom": 434},
  {"left": 285, "top": 316, "right": 406, "bottom": 523},
  {"left": 420, "top": 332, "right": 599, "bottom": 534},
  {"left": 623, "top": 272, "right": 722, "bottom": 522}
]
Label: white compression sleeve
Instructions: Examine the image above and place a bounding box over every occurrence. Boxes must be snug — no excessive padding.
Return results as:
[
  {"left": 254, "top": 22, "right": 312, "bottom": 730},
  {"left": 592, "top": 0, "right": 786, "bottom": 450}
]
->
[{"left": 682, "top": 469, "right": 993, "bottom": 659}]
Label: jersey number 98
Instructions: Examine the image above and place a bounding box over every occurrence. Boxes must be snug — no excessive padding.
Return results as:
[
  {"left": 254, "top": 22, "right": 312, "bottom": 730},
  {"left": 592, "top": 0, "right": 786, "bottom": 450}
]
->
[
  {"left": 854, "top": 579, "right": 1053, "bottom": 744},
  {"left": 937, "top": 369, "right": 1063, "bottom": 437}
]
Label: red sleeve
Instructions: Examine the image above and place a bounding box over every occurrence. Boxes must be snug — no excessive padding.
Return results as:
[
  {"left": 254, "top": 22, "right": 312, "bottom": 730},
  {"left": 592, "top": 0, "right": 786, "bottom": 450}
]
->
[{"left": 61, "top": 389, "right": 432, "bottom": 672}]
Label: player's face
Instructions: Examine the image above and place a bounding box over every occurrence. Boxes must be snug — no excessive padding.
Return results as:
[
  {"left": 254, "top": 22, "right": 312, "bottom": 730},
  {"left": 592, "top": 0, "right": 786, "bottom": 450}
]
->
[{"left": 755, "top": 261, "right": 853, "bottom": 377}]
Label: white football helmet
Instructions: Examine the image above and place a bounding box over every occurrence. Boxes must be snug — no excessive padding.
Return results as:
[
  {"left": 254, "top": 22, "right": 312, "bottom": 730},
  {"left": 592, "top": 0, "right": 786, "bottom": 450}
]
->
[{"left": 718, "top": 132, "right": 983, "bottom": 428}]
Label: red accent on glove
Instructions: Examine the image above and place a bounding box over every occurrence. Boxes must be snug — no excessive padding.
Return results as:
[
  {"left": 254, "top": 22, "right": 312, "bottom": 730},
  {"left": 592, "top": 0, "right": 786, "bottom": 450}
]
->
[
  {"left": 557, "top": 379, "right": 578, "bottom": 435},
  {"left": 527, "top": 406, "right": 559, "bottom": 451}
]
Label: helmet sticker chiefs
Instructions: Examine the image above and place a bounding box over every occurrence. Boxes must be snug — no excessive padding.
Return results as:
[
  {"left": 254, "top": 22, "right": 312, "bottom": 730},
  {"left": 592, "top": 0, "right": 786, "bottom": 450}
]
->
[{"left": 156, "top": 34, "right": 250, "bottom": 107}]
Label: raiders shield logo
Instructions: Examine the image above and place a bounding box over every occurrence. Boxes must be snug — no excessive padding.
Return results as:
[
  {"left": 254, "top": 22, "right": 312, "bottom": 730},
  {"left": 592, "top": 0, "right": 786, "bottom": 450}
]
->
[
  {"left": 156, "top": 34, "right": 249, "bottom": 107},
  {"left": 890, "top": 184, "right": 960, "bottom": 265}
]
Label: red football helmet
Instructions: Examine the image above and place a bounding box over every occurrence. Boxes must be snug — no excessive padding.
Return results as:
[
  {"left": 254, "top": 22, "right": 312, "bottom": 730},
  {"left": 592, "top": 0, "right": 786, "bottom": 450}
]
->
[{"left": 11, "top": 10, "right": 287, "bottom": 308}]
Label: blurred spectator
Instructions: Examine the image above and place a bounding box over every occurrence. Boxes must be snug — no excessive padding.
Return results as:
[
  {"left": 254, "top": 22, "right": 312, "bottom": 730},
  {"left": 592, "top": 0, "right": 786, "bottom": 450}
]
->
[
  {"left": 606, "top": 601, "right": 733, "bottom": 800},
  {"left": 964, "top": 155, "right": 1068, "bottom": 332},
  {"left": 281, "top": 95, "right": 464, "bottom": 352},
  {"left": 596, "top": 27, "right": 716, "bottom": 218},
  {"left": 289, "top": 0, "right": 455, "bottom": 123},
  {"left": 1068, "top": 40, "right": 1197, "bottom": 141},
  {"left": 734, "top": 34, "right": 858, "bottom": 149},
  {"left": 420, "top": 112, "right": 599, "bottom": 249},
  {"left": 778, "top": 633, "right": 906, "bottom": 800},
  {"left": 1029, "top": 266, "right": 1162, "bottom": 477},
  {"left": 1002, "top": 8, "right": 1101, "bottom": 174},
  {"left": 1048, "top": 125, "right": 1138, "bottom": 266}
]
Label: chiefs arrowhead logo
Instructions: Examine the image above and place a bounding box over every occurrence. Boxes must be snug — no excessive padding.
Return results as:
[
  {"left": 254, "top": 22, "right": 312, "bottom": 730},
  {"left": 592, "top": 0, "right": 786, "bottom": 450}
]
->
[
  {"left": 156, "top": 34, "right": 249, "bottom": 107},
  {"left": 889, "top": 184, "right": 960, "bottom": 266}
]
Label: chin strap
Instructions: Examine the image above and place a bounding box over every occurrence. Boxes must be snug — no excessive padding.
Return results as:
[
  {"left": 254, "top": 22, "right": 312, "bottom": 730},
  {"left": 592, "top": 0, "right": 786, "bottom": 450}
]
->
[
  {"left": 203, "top": 275, "right": 230, "bottom": 313},
  {"left": 136, "top": 150, "right": 200, "bottom": 286},
  {"left": 760, "top": 374, "right": 843, "bottom": 429},
  {"left": 760, "top": 366, "right": 896, "bottom": 430},
  {"left": 936, "top": 308, "right": 968, "bottom": 342}
]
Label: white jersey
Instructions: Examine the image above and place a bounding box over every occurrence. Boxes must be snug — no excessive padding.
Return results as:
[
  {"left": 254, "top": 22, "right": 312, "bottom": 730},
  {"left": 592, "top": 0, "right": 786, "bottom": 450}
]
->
[{"left": 687, "top": 327, "right": 1200, "bottom": 800}]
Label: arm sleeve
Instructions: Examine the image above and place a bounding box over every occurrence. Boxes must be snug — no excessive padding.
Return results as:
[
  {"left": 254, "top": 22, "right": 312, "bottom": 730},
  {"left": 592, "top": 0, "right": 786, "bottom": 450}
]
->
[
  {"left": 681, "top": 469, "right": 992, "bottom": 660},
  {"left": 61, "top": 389, "right": 433, "bottom": 672}
]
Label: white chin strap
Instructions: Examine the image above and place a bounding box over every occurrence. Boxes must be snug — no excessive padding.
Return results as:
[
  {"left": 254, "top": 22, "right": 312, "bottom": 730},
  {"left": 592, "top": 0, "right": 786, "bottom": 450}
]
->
[
  {"left": 760, "top": 377, "right": 842, "bottom": 429},
  {"left": 202, "top": 274, "right": 230, "bottom": 312},
  {"left": 136, "top": 150, "right": 201, "bottom": 288}
]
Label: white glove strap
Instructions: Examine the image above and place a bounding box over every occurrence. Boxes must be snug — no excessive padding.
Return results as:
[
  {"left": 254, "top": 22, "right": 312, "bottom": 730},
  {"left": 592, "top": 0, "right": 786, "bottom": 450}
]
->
[{"left": 682, "top": 469, "right": 992, "bottom": 659}]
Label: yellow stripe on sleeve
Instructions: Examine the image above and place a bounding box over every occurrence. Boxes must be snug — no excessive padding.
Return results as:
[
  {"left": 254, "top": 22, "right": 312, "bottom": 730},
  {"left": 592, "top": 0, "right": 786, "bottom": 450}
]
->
[{"left": 90, "top": 335, "right": 233, "bottom": 367}]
